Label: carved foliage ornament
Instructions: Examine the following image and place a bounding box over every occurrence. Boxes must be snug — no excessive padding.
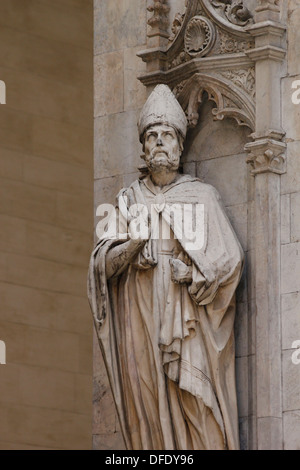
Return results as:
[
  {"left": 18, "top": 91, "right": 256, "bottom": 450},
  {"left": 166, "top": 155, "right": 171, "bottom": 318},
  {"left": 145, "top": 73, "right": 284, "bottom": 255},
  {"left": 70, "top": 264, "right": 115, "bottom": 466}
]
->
[
  {"left": 184, "top": 16, "right": 216, "bottom": 57},
  {"left": 256, "top": 0, "right": 280, "bottom": 12},
  {"left": 210, "top": 0, "right": 253, "bottom": 27},
  {"left": 218, "top": 29, "right": 254, "bottom": 54},
  {"left": 147, "top": 0, "right": 170, "bottom": 35},
  {"left": 220, "top": 68, "right": 255, "bottom": 99},
  {"left": 245, "top": 139, "right": 286, "bottom": 175}
]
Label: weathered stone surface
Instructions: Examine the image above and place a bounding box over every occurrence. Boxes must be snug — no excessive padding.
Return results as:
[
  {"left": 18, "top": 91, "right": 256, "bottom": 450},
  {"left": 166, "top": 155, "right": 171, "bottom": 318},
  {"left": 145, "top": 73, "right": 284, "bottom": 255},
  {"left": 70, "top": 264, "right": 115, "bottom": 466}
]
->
[
  {"left": 94, "top": 176, "right": 124, "bottom": 209},
  {"left": 124, "top": 46, "right": 147, "bottom": 111},
  {"left": 235, "top": 302, "right": 249, "bottom": 358},
  {"left": 281, "top": 194, "right": 291, "bottom": 244},
  {"left": 197, "top": 154, "right": 248, "bottom": 206},
  {"left": 291, "top": 192, "right": 300, "bottom": 243},
  {"left": 257, "top": 417, "right": 283, "bottom": 450},
  {"left": 282, "top": 349, "right": 300, "bottom": 412},
  {"left": 283, "top": 411, "right": 300, "bottom": 450},
  {"left": 94, "top": 110, "right": 142, "bottom": 179},
  {"left": 287, "top": 0, "right": 300, "bottom": 75},
  {"left": 235, "top": 356, "right": 249, "bottom": 418},
  {"left": 282, "top": 292, "right": 300, "bottom": 350},
  {"left": 238, "top": 417, "right": 249, "bottom": 450},
  {"left": 94, "top": 0, "right": 147, "bottom": 56},
  {"left": 226, "top": 203, "right": 248, "bottom": 252},
  {"left": 281, "top": 142, "right": 300, "bottom": 195},
  {"left": 182, "top": 162, "right": 196, "bottom": 177},
  {"left": 93, "top": 333, "right": 119, "bottom": 438},
  {"left": 94, "top": 51, "right": 124, "bottom": 118},
  {"left": 93, "top": 433, "right": 125, "bottom": 451},
  {"left": 281, "top": 242, "right": 300, "bottom": 294}
]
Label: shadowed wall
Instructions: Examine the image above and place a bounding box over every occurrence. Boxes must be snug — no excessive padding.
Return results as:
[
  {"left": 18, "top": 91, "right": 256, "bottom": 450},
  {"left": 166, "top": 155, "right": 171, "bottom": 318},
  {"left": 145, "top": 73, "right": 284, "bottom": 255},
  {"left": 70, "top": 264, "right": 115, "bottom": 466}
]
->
[{"left": 0, "top": 0, "right": 93, "bottom": 449}]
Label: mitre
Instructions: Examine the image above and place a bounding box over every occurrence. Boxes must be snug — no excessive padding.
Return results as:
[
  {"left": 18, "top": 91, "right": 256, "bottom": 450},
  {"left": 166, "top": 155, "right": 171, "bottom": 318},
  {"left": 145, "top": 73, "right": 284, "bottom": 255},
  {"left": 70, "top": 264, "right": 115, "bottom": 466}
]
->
[{"left": 138, "top": 84, "right": 188, "bottom": 142}]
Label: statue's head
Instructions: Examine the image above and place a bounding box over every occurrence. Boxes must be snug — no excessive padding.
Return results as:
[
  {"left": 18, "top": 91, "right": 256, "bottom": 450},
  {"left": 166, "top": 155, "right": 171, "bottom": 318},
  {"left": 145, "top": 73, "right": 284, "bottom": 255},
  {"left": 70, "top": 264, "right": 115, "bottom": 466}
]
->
[{"left": 138, "top": 85, "right": 187, "bottom": 173}]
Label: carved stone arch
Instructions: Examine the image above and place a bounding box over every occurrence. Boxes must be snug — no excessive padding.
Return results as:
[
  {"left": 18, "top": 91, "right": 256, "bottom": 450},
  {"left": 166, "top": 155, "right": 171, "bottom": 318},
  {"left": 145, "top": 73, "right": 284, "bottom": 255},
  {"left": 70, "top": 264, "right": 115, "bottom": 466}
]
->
[{"left": 175, "top": 72, "right": 255, "bottom": 131}]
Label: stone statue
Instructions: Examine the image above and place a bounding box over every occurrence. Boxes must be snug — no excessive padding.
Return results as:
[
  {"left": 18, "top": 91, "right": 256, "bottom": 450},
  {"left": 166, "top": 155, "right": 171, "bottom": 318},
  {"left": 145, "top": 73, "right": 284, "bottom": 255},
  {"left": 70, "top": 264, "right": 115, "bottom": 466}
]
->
[{"left": 88, "top": 85, "right": 244, "bottom": 450}]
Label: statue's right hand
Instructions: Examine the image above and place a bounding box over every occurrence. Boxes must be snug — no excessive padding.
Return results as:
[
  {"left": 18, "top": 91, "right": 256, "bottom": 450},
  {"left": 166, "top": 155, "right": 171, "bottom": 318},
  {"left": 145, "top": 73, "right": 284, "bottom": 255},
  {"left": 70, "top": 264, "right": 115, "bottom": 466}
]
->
[{"left": 128, "top": 205, "right": 150, "bottom": 242}]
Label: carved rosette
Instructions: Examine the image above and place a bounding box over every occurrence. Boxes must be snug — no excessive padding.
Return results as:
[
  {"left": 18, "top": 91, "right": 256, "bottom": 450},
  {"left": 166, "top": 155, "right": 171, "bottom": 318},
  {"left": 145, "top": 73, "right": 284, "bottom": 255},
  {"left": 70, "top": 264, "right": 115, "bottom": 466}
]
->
[
  {"left": 245, "top": 139, "right": 286, "bottom": 175},
  {"left": 184, "top": 16, "right": 216, "bottom": 57},
  {"left": 217, "top": 30, "right": 254, "bottom": 54}
]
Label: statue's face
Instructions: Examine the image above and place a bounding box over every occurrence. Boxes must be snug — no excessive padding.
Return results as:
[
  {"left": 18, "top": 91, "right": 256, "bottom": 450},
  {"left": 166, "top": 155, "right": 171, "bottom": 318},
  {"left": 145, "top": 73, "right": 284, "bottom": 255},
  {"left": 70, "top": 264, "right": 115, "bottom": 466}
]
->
[{"left": 143, "top": 124, "right": 182, "bottom": 172}]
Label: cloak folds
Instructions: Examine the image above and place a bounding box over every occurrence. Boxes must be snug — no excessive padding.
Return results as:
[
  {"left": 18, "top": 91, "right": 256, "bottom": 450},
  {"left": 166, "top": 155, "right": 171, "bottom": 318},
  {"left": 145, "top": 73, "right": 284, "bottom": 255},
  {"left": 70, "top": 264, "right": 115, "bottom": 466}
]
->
[{"left": 88, "top": 174, "right": 244, "bottom": 450}]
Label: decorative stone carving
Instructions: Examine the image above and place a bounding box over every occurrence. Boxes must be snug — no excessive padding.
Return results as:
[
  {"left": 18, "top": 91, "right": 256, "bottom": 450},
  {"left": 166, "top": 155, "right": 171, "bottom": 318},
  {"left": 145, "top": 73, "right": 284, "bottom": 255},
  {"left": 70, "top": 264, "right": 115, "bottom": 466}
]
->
[
  {"left": 217, "top": 30, "right": 254, "bottom": 54},
  {"left": 147, "top": 0, "right": 170, "bottom": 38},
  {"left": 256, "top": 0, "right": 280, "bottom": 12},
  {"left": 209, "top": 0, "right": 253, "bottom": 27},
  {"left": 89, "top": 85, "right": 244, "bottom": 450},
  {"left": 177, "top": 73, "right": 255, "bottom": 130},
  {"left": 184, "top": 16, "right": 216, "bottom": 57},
  {"left": 245, "top": 139, "right": 286, "bottom": 175},
  {"left": 169, "top": 11, "right": 186, "bottom": 43},
  {"left": 220, "top": 68, "right": 255, "bottom": 99}
]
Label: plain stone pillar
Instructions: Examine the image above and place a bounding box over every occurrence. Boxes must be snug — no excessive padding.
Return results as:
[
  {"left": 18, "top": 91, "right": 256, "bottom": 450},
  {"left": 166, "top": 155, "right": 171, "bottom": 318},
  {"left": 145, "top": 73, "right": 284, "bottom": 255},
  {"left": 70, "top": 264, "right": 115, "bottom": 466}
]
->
[{"left": 245, "top": 0, "right": 287, "bottom": 450}]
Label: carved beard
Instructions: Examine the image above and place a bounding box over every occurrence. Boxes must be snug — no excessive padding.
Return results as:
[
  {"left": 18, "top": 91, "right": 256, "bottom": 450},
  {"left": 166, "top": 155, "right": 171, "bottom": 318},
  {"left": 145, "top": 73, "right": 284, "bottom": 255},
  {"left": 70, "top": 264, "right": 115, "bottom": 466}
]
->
[{"left": 147, "top": 147, "right": 179, "bottom": 171}]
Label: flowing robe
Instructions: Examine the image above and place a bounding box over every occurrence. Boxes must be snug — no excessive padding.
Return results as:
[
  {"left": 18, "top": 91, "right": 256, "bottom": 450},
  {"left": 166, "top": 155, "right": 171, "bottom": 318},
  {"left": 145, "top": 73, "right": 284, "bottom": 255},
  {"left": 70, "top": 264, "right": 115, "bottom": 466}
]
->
[{"left": 88, "top": 174, "right": 244, "bottom": 450}]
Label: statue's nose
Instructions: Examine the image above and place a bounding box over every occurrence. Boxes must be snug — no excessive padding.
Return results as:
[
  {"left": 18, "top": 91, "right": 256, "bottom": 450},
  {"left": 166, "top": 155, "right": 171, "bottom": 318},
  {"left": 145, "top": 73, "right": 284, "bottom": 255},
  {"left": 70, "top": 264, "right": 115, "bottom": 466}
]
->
[{"left": 157, "top": 137, "right": 163, "bottom": 146}]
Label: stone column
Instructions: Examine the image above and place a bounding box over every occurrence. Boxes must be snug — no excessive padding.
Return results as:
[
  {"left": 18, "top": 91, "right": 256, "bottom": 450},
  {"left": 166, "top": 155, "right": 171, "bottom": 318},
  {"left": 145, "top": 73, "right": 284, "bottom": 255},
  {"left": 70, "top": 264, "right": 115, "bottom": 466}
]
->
[{"left": 245, "top": 0, "right": 286, "bottom": 450}]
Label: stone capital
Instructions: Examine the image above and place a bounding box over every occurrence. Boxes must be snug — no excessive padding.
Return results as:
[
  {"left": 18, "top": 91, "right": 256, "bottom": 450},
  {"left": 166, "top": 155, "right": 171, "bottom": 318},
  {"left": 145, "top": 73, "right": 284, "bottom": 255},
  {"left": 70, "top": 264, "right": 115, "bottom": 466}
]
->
[{"left": 245, "top": 138, "right": 286, "bottom": 175}]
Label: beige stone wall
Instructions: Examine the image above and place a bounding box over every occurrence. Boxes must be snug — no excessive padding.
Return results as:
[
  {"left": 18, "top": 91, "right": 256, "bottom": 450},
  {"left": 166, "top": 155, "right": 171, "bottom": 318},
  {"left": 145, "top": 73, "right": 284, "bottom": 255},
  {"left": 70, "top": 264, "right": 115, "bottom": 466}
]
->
[
  {"left": 0, "top": 0, "right": 93, "bottom": 449},
  {"left": 280, "top": 0, "right": 300, "bottom": 450}
]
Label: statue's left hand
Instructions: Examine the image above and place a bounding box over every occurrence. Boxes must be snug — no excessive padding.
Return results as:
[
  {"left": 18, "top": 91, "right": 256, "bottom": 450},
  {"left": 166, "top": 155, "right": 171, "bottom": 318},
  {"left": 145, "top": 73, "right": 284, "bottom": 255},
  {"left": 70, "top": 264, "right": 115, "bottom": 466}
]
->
[{"left": 170, "top": 258, "right": 193, "bottom": 284}]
